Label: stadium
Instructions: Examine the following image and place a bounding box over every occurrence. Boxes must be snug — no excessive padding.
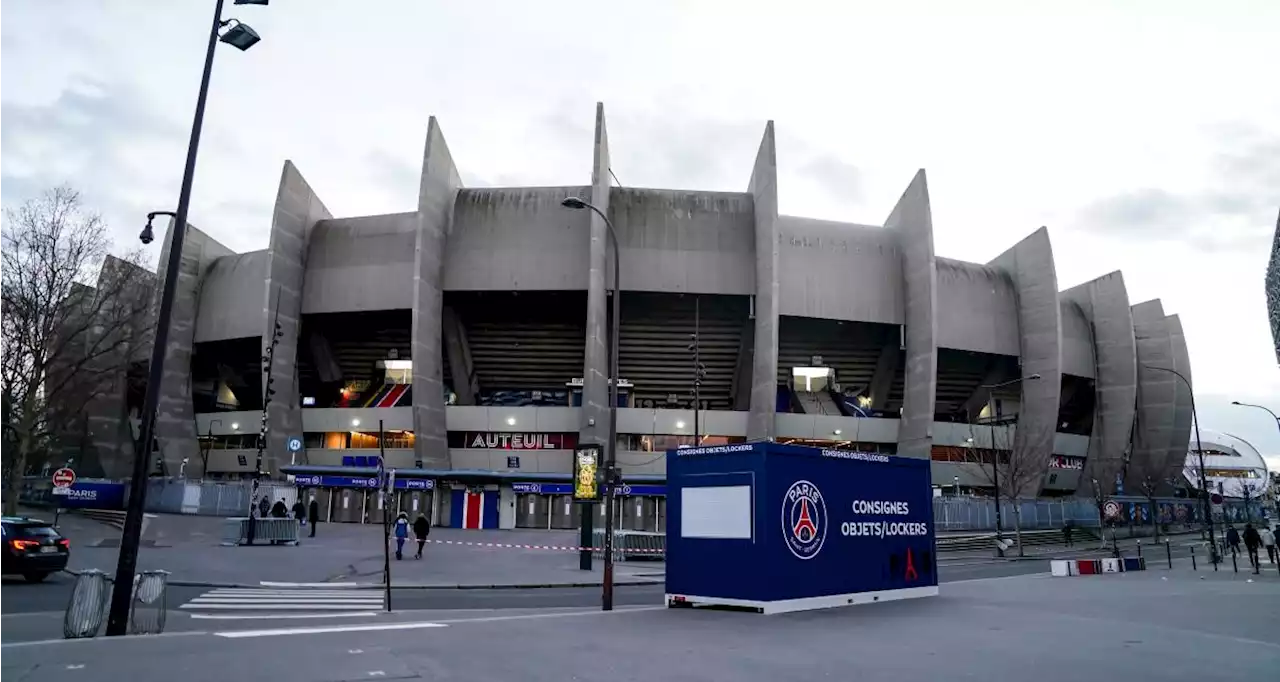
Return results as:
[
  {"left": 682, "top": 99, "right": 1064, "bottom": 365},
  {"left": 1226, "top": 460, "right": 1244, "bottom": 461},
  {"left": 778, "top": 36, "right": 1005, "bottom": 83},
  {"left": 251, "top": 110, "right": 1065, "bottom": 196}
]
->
[{"left": 80, "top": 105, "right": 1197, "bottom": 529}]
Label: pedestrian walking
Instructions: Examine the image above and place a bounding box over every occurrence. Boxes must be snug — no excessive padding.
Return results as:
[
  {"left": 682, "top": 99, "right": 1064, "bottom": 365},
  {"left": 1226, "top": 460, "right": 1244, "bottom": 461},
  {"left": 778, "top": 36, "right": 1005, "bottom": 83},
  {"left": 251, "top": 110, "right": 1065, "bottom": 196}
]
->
[
  {"left": 1062, "top": 520, "right": 1074, "bottom": 548},
  {"left": 1242, "top": 523, "right": 1262, "bottom": 571},
  {"left": 1226, "top": 526, "right": 1240, "bottom": 556},
  {"left": 291, "top": 498, "right": 306, "bottom": 526},
  {"left": 1260, "top": 524, "right": 1277, "bottom": 564},
  {"left": 308, "top": 497, "right": 319, "bottom": 538},
  {"left": 413, "top": 513, "right": 430, "bottom": 559},
  {"left": 393, "top": 511, "right": 410, "bottom": 560},
  {"left": 258, "top": 496, "right": 270, "bottom": 519}
]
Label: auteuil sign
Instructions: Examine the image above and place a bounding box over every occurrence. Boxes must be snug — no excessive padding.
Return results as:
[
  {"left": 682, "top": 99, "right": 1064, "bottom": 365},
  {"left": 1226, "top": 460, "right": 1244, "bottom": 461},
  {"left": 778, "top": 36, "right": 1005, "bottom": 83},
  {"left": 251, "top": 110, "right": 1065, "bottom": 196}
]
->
[{"left": 448, "top": 432, "right": 578, "bottom": 450}]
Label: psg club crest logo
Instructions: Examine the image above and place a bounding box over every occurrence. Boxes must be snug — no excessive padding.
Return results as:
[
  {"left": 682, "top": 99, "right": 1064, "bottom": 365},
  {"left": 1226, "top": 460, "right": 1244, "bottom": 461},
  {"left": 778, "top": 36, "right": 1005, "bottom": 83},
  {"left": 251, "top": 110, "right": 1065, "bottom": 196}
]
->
[{"left": 782, "top": 480, "right": 827, "bottom": 560}]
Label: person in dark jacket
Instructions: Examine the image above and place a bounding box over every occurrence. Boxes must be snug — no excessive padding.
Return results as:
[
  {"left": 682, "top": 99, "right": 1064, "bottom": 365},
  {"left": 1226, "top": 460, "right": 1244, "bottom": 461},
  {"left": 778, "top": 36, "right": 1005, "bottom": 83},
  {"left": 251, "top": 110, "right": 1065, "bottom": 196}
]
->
[
  {"left": 271, "top": 499, "right": 288, "bottom": 519},
  {"left": 258, "top": 496, "right": 270, "bottom": 519},
  {"left": 308, "top": 497, "right": 319, "bottom": 538},
  {"left": 291, "top": 499, "right": 306, "bottom": 525},
  {"left": 413, "top": 513, "right": 431, "bottom": 559},
  {"left": 1226, "top": 526, "right": 1240, "bottom": 555},
  {"left": 1062, "top": 520, "right": 1075, "bottom": 547},
  {"left": 393, "top": 512, "right": 410, "bottom": 560},
  {"left": 1242, "top": 523, "right": 1262, "bottom": 570}
]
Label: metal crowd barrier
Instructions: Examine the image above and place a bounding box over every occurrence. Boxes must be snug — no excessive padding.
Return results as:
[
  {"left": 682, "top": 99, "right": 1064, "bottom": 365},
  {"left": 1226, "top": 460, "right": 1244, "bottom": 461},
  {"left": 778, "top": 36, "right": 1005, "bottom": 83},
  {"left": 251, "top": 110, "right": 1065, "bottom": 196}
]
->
[
  {"left": 592, "top": 529, "right": 666, "bottom": 561},
  {"left": 221, "top": 517, "right": 301, "bottom": 546},
  {"left": 63, "top": 569, "right": 171, "bottom": 639}
]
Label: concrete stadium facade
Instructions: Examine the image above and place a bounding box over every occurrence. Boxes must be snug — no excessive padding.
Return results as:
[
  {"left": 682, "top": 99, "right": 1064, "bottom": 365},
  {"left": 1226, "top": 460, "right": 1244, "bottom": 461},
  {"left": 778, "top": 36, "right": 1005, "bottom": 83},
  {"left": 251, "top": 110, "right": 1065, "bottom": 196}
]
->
[{"left": 102, "top": 105, "right": 1196, "bottom": 509}]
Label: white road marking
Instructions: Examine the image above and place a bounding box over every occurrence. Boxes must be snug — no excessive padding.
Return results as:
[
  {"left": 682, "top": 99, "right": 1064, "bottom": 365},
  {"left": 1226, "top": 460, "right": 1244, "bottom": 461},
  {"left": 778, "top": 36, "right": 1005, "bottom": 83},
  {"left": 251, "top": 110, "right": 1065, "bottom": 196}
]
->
[
  {"left": 215, "top": 621, "right": 448, "bottom": 639},
  {"left": 180, "top": 587, "right": 384, "bottom": 613},
  {"left": 1, "top": 631, "right": 209, "bottom": 649},
  {"left": 188, "top": 612, "right": 380, "bottom": 621},
  {"left": 260, "top": 581, "right": 359, "bottom": 588}
]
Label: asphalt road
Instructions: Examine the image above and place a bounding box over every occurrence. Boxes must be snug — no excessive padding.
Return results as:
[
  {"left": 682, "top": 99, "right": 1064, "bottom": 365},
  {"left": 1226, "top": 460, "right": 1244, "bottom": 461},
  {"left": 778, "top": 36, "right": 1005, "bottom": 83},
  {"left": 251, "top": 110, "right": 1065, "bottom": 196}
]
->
[
  {"left": 4, "top": 569, "right": 1275, "bottom": 682},
  {"left": 0, "top": 556, "right": 1048, "bottom": 616}
]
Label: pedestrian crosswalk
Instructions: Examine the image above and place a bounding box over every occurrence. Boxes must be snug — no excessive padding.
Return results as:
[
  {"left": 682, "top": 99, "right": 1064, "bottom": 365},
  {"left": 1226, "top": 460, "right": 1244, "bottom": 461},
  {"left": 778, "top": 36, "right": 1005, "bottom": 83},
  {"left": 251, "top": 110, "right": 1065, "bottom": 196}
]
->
[{"left": 179, "top": 587, "right": 384, "bottom": 614}]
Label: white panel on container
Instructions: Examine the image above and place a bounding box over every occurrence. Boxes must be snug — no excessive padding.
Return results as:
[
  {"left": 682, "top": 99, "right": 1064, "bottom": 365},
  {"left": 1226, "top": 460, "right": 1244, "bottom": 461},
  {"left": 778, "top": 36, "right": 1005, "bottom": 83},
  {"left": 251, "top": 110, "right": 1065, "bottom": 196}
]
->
[{"left": 680, "top": 485, "right": 752, "bottom": 540}]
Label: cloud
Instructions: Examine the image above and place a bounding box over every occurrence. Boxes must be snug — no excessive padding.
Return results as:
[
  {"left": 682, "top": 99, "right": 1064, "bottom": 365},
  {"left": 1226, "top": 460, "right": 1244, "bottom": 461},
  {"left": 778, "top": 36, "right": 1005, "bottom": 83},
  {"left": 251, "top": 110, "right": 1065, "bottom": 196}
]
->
[
  {"left": 1073, "top": 127, "right": 1280, "bottom": 251},
  {"left": 0, "top": 78, "right": 187, "bottom": 254}
]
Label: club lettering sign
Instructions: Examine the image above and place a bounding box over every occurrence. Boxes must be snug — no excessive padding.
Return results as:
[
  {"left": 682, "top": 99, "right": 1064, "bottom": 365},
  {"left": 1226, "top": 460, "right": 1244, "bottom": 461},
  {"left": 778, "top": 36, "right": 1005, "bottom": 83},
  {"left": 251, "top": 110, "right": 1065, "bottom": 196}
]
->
[{"left": 665, "top": 441, "right": 938, "bottom": 614}]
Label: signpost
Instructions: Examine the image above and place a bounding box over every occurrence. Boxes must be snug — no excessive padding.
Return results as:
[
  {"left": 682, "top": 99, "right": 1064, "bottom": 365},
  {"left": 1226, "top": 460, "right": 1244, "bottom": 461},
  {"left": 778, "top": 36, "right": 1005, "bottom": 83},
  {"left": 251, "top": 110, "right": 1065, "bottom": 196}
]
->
[
  {"left": 52, "top": 468, "right": 76, "bottom": 491},
  {"left": 51, "top": 468, "right": 75, "bottom": 526}
]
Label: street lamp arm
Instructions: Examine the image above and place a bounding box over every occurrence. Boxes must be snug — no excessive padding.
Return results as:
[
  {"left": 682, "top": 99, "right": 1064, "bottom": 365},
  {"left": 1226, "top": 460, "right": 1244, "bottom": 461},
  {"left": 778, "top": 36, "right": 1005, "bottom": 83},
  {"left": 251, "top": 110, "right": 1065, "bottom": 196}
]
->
[{"left": 1231, "top": 401, "right": 1280, "bottom": 424}]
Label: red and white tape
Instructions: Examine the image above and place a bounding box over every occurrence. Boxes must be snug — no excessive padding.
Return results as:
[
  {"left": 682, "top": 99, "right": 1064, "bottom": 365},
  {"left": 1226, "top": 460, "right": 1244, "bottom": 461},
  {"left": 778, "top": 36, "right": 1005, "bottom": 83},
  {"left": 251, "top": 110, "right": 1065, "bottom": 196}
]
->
[{"left": 425, "top": 538, "right": 664, "bottom": 554}]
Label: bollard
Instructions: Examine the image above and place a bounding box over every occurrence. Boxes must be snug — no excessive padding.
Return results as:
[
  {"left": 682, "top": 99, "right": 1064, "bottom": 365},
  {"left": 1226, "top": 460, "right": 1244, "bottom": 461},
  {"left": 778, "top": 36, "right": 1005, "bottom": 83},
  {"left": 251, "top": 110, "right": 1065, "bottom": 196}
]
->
[
  {"left": 1191, "top": 547, "right": 1197, "bottom": 570},
  {"left": 1231, "top": 547, "right": 1238, "bottom": 573},
  {"left": 1166, "top": 539, "right": 1172, "bottom": 569},
  {"left": 1137, "top": 540, "right": 1143, "bottom": 559}
]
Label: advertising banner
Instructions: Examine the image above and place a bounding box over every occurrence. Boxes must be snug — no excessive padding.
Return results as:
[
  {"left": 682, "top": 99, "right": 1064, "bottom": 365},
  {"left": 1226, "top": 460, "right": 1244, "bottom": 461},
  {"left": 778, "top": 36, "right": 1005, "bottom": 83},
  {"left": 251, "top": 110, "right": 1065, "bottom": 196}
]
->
[
  {"left": 45, "top": 480, "right": 126, "bottom": 510},
  {"left": 572, "top": 445, "right": 602, "bottom": 501},
  {"left": 666, "top": 442, "right": 937, "bottom": 613}
]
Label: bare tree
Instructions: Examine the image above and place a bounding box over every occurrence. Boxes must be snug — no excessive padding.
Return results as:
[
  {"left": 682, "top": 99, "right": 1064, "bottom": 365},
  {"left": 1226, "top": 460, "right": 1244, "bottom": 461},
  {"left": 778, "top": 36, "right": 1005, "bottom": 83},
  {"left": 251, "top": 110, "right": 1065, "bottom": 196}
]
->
[
  {"left": 964, "top": 418, "right": 1048, "bottom": 556},
  {"left": 1082, "top": 438, "right": 1129, "bottom": 553},
  {"left": 1121, "top": 445, "right": 1170, "bottom": 541},
  {"left": 2, "top": 187, "right": 153, "bottom": 515}
]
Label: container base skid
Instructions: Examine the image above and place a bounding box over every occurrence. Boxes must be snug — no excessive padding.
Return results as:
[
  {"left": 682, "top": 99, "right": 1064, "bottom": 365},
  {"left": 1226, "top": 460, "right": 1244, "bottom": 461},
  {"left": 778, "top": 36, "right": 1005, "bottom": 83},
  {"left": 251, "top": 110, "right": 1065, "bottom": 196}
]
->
[{"left": 665, "top": 585, "right": 939, "bottom": 615}]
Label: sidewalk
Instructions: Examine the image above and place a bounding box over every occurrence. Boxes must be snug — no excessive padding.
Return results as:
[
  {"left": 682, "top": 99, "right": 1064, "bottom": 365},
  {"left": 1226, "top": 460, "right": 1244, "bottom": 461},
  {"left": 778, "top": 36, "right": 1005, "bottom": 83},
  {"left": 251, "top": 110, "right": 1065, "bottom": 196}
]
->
[{"left": 58, "top": 513, "right": 664, "bottom": 588}]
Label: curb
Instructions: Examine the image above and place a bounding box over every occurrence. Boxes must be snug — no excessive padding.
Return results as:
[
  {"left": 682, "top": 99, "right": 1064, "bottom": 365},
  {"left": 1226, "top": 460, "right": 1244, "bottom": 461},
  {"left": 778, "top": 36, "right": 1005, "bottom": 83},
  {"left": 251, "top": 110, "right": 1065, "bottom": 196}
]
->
[{"left": 60, "top": 568, "right": 664, "bottom": 591}]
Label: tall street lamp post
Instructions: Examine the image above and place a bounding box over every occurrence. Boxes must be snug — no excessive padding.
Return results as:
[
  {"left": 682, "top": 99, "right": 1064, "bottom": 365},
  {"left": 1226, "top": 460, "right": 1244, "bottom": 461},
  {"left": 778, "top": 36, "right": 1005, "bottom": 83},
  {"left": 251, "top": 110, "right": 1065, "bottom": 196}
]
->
[
  {"left": 978, "top": 374, "right": 1040, "bottom": 558},
  {"left": 106, "top": 0, "right": 267, "bottom": 637},
  {"left": 1144, "top": 365, "right": 1217, "bottom": 564},
  {"left": 1230, "top": 401, "right": 1279, "bottom": 519},
  {"left": 561, "top": 197, "right": 620, "bottom": 610}
]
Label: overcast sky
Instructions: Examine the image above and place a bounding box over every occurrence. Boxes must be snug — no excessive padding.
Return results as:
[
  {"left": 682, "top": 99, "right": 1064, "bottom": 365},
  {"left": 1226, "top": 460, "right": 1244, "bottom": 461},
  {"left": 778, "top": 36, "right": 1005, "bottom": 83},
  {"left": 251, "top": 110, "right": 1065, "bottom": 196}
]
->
[{"left": 3, "top": 1, "right": 1278, "bottom": 468}]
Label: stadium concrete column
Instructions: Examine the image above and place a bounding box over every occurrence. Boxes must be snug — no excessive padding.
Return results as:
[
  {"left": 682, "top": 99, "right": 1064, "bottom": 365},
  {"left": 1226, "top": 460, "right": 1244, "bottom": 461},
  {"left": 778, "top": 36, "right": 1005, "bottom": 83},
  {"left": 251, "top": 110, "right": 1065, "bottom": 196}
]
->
[
  {"left": 151, "top": 222, "right": 235, "bottom": 477},
  {"left": 412, "top": 117, "right": 462, "bottom": 469},
  {"left": 988, "top": 227, "right": 1062, "bottom": 485},
  {"left": 746, "top": 121, "right": 779, "bottom": 441},
  {"left": 85, "top": 257, "right": 157, "bottom": 479},
  {"left": 886, "top": 170, "right": 937, "bottom": 459},
  {"left": 441, "top": 305, "right": 477, "bottom": 405},
  {"left": 1267, "top": 210, "right": 1280, "bottom": 365},
  {"left": 580, "top": 102, "right": 612, "bottom": 450},
  {"left": 1130, "top": 299, "right": 1176, "bottom": 490},
  {"left": 262, "top": 161, "right": 332, "bottom": 476},
  {"left": 1165, "top": 315, "right": 1194, "bottom": 487},
  {"left": 1061, "top": 271, "right": 1137, "bottom": 495}
]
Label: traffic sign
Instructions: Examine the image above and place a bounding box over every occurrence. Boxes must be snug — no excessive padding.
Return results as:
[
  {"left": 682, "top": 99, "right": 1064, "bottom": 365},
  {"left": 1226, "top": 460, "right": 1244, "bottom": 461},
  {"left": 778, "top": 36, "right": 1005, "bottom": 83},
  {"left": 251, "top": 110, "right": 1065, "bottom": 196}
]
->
[
  {"left": 52, "top": 468, "right": 76, "bottom": 489},
  {"left": 1103, "top": 500, "right": 1121, "bottom": 519},
  {"left": 287, "top": 437, "right": 302, "bottom": 452},
  {"left": 1209, "top": 492, "right": 1224, "bottom": 506}
]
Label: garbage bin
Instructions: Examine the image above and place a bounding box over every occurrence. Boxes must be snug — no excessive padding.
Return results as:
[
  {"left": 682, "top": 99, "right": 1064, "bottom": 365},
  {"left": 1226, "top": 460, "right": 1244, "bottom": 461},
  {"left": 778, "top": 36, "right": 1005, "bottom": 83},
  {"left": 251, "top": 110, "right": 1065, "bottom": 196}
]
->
[{"left": 63, "top": 569, "right": 110, "bottom": 639}]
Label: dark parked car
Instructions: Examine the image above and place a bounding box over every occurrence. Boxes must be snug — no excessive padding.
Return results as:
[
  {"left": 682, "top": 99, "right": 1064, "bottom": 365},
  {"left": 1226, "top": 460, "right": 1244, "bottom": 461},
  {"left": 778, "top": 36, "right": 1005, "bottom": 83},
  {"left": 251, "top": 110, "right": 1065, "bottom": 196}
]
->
[{"left": 1, "top": 516, "right": 70, "bottom": 582}]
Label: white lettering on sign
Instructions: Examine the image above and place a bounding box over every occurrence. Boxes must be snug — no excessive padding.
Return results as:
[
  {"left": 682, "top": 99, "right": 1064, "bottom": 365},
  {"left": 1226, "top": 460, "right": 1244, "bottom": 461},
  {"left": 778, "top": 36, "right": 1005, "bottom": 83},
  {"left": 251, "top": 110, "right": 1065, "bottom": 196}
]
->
[
  {"left": 820, "top": 449, "right": 890, "bottom": 463},
  {"left": 469, "top": 433, "right": 559, "bottom": 450},
  {"left": 840, "top": 521, "right": 930, "bottom": 538},
  {"left": 850, "top": 499, "right": 911, "bottom": 515},
  {"left": 676, "top": 444, "right": 753, "bottom": 456}
]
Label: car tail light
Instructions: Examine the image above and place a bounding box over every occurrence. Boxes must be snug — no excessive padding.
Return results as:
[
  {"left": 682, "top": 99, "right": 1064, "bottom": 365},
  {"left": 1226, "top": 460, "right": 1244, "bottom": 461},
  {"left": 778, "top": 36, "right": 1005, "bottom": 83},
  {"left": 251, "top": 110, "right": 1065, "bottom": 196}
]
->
[
  {"left": 9, "top": 539, "right": 39, "bottom": 551},
  {"left": 58, "top": 538, "right": 70, "bottom": 549}
]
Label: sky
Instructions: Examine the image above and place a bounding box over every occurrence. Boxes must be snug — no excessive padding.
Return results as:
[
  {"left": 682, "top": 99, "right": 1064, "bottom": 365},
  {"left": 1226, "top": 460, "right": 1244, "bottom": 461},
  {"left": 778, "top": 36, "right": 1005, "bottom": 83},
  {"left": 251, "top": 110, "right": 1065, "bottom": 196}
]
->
[{"left": 2, "top": 1, "right": 1278, "bottom": 469}]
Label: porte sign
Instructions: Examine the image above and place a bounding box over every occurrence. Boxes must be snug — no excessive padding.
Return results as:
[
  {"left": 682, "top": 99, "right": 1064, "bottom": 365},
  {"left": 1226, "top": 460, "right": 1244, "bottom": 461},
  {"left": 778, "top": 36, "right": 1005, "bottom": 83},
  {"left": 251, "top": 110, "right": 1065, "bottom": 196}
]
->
[{"left": 52, "top": 468, "right": 76, "bottom": 489}]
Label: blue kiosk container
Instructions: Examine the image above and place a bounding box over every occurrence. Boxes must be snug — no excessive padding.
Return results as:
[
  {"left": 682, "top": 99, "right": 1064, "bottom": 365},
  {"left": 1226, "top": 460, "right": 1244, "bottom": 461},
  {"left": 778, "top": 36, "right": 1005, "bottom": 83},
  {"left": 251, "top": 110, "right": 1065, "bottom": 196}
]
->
[{"left": 665, "top": 442, "right": 938, "bottom": 614}]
